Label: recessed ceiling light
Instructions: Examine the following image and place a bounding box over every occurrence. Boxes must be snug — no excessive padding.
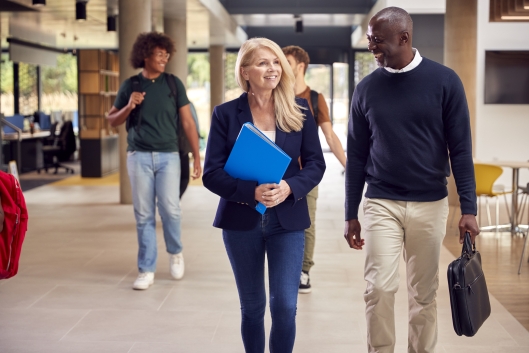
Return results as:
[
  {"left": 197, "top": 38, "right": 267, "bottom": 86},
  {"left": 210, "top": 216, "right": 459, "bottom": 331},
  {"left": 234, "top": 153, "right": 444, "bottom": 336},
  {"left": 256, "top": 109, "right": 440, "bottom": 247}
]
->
[
  {"left": 107, "top": 16, "right": 116, "bottom": 32},
  {"left": 76, "top": 1, "right": 88, "bottom": 21},
  {"left": 32, "top": 0, "right": 46, "bottom": 6},
  {"left": 501, "top": 16, "right": 529, "bottom": 20}
]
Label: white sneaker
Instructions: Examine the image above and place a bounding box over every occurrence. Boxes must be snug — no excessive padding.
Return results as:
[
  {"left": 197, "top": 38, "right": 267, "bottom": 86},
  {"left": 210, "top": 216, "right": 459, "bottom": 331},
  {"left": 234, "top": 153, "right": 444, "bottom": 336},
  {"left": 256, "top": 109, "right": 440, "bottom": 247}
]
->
[
  {"left": 133, "top": 272, "right": 154, "bottom": 290},
  {"left": 169, "top": 253, "right": 185, "bottom": 280}
]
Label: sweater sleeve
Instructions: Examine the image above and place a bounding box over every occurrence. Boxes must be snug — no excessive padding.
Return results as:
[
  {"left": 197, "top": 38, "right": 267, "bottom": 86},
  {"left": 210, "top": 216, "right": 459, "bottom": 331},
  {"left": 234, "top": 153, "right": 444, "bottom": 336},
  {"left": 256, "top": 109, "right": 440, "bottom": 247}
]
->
[
  {"left": 345, "top": 87, "right": 370, "bottom": 220},
  {"left": 443, "top": 72, "right": 477, "bottom": 215}
]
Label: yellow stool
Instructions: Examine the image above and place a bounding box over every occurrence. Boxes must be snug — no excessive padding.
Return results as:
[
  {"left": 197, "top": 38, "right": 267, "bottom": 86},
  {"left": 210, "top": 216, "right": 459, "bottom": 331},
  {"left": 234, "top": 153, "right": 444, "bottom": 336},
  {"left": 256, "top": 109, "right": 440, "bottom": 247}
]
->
[{"left": 474, "top": 163, "right": 512, "bottom": 231}]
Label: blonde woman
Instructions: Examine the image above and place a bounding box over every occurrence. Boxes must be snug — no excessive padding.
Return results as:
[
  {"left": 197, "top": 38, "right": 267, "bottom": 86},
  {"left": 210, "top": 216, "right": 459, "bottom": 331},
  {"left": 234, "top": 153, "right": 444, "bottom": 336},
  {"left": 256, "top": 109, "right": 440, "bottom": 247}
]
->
[{"left": 203, "top": 38, "right": 326, "bottom": 353}]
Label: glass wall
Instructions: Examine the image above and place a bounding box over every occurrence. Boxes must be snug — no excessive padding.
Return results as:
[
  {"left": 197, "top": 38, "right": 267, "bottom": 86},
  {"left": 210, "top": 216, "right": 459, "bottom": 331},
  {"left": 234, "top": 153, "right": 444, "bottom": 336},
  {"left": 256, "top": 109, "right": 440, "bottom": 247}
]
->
[
  {"left": 187, "top": 52, "right": 210, "bottom": 143},
  {"left": 354, "top": 52, "right": 377, "bottom": 86},
  {"left": 0, "top": 53, "right": 78, "bottom": 118},
  {"left": 1, "top": 54, "right": 14, "bottom": 116},
  {"left": 225, "top": 52, "right": 243, "bottom": 103},
  {"left": 41, "top": 53, "right": 78, "bottom": 114},
  {"left": 305, "top": 63, "right": 348, "bottom": 150}
]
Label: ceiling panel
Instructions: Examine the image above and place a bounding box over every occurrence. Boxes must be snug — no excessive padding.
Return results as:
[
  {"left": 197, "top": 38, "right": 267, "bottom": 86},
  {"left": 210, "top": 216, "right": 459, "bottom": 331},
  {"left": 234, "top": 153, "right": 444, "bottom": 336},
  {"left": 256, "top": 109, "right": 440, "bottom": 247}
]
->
[
  {"left": 219, "top": 0, "right": 376, "bottom": 15},
  {"left": 232, "top": 13, "right": 364, "bottom": 27},
  {"left": 0, "top": 0, "right": 240, "bottom": 50}
]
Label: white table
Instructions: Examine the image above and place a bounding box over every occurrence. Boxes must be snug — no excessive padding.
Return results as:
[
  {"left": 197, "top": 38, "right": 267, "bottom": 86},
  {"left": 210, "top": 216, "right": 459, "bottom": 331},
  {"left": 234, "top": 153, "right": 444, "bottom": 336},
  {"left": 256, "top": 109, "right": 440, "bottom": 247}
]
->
[{"left": 488, "top": 160, "right": 529, "bottom": 234}]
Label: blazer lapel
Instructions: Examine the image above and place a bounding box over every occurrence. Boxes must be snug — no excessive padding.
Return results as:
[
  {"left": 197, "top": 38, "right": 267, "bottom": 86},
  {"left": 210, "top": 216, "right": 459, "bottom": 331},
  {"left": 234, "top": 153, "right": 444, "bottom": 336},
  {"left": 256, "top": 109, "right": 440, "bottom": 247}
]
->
[
  {"left": 237, "top": 92, "right": 253, "bottom": 126},
  {"left": 275, "top": 126, "right": 287, "bottom": 150}
]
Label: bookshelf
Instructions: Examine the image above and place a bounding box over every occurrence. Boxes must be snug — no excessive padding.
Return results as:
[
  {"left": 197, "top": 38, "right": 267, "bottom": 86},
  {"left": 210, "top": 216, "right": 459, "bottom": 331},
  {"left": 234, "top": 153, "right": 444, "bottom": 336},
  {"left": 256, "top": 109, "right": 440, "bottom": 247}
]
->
[{"left": 77, "top": 49, "right": 120, "bottom": 177}]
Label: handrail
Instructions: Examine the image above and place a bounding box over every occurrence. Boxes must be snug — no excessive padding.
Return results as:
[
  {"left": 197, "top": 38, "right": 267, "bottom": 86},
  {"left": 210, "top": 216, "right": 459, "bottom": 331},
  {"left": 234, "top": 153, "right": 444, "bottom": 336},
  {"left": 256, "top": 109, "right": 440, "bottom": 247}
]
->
[{"left": 0, "top": 117, "right": 22, "bottom": 173}]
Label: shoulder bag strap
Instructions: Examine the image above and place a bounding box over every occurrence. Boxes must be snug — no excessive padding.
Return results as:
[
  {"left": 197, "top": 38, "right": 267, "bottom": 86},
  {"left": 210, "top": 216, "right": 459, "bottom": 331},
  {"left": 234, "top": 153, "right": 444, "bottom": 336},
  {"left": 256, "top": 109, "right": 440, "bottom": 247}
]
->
[
  {"left": 127, "top": 75, "right": 143, "bottom": 132},
  {"left": 310, "top": 89, "right": 319, "bottom": 122}
]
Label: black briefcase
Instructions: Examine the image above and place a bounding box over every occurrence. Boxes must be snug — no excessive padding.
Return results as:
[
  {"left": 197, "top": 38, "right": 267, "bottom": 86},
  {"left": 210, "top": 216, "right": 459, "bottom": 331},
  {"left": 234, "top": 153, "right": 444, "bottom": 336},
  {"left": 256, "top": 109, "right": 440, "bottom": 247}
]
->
[{"left": 447, "top": 232, "right": 491, "bottom": 337}]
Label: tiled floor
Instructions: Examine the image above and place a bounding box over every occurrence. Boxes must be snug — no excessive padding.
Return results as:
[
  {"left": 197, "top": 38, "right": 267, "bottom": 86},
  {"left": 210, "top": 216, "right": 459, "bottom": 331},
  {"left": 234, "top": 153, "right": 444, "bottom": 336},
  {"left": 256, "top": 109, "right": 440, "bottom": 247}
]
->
[{"left": 1, "top": 154, "right": 528, "bottom": 352}]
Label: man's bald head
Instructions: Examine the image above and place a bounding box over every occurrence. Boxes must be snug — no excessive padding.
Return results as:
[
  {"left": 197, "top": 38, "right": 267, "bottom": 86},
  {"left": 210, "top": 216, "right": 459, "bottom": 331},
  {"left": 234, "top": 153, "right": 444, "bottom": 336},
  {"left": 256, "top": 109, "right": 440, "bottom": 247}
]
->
[{"left": 371, "top": 7, "right": 413, "bottom": 37}]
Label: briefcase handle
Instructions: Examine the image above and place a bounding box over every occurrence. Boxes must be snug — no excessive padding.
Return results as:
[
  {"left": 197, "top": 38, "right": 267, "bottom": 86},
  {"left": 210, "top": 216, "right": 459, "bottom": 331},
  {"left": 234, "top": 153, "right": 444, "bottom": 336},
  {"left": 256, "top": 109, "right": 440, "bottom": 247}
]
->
[{"left": 461, "top": 231, "right": 476, "bottom": 258}]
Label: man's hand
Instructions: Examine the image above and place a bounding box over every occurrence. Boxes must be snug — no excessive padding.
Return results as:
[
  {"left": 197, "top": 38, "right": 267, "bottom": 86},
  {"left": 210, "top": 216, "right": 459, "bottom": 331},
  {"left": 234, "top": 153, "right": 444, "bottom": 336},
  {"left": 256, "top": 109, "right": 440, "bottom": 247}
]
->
[
  {"left": 458, "top": 214, "right": 480, "bottom": 244},
  {"left": 191, "top": 155, "right": 202, "bottom": 180},
  {"left": 344, "top": 219, "right": 365, "bottom": 250},
  {"left": 127, "top": 92, "right": 145, "bottom": 110}
]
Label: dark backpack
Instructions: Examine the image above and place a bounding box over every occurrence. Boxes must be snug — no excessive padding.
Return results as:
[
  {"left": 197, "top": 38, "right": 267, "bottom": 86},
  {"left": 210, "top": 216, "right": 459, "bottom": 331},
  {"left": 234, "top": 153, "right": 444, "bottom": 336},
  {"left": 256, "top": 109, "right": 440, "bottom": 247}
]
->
[
  {"left": 309, "top": 89, "right": 319, "bottom": 122},
  {"left": 126, "top": 72, "right": 180, "bottom": 133},
  {"left": 0, "top": 171, "right": 28, "bottom": 279}
]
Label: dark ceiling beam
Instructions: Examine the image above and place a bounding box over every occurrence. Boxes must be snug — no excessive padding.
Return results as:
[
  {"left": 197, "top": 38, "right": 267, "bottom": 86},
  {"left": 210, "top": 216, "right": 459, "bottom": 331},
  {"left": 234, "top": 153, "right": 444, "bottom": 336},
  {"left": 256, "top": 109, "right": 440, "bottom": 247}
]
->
[
  {"left": 0, "top": 0, "right": 38, "bottom": 12},
  {"left": 244, "top": 26, "right": 353, "bottom": 49},
  {"left": 218, "top": 0, "right": 376, "bottom": 15}
]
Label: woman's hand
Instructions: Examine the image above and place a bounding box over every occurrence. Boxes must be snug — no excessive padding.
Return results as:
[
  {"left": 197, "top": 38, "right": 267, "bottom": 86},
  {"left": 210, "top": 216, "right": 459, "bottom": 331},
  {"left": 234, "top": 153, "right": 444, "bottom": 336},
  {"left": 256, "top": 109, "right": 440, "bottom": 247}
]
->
[{"left": 255, "top": 180, "right": 292, "bottom": 208}]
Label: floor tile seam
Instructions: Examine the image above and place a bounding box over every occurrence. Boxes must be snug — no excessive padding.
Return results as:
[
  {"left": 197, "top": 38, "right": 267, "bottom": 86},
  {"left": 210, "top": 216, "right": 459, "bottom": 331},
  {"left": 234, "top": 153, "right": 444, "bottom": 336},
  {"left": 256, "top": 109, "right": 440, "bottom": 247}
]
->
[
  {"left": 26, "top": 284, "right": 59, "bottom": 309},
  {"left": 58, "top": 309, "right": 92, "bottom": 342},
  {"left": 82, "top": 250, "right": 106, "bottom": 267},
  {"left": 210, "top": 311, "right": 224, "bottom": 343},
  {"left": 127, "top": 342, "right": 137, "bottom": 353},
  {"left": 116, "top": 267, "right": 135, "bottom": 286},
  {"left": 156, "top": 287, "right": 175, "bottom": 311},
  {"left": 494, "top": 317, "right": 527, "bottom": 346}
]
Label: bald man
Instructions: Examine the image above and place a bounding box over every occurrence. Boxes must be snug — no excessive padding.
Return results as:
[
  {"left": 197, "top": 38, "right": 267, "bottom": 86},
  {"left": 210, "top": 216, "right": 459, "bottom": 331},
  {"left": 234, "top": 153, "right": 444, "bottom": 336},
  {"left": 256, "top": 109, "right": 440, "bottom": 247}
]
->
[{"left": 344, "top": 7, "right": 479, "bottom": 353}]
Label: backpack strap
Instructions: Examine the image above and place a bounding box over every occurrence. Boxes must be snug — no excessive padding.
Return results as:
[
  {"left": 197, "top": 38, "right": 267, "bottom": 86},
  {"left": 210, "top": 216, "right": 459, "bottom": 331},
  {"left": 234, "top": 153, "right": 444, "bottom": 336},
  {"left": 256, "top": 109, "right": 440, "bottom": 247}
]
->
[
  {"left": 310, "top": 89, "right": 319, "bottom": 122},
  {"left": 165, "top": 72, "right": 179, "bottom": 127},
  {"left": 126, "top": 75, "right": 143, "bottom": 132}
]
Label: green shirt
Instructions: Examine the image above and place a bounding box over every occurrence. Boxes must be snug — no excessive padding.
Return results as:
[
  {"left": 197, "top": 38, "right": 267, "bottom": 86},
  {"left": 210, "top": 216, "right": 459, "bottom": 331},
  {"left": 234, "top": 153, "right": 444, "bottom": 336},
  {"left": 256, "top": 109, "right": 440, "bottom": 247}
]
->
[{"left": 113, "top": 73, "right": 190, "bottom": 152}]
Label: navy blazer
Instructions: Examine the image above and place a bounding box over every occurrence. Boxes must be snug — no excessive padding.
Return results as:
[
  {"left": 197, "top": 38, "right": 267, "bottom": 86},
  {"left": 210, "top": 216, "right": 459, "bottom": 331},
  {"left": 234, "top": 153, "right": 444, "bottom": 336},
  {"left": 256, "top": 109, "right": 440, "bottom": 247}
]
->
[{"left": 203, "top": 92, "right": 326, "bottom": 231}]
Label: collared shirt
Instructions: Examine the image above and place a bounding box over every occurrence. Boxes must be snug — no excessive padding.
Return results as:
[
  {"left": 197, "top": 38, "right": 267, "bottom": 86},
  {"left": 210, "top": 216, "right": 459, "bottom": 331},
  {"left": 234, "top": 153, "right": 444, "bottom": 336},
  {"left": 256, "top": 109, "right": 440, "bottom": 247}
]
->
[{"left": 384, "top": 48, "right": 423, "bottom": 73}]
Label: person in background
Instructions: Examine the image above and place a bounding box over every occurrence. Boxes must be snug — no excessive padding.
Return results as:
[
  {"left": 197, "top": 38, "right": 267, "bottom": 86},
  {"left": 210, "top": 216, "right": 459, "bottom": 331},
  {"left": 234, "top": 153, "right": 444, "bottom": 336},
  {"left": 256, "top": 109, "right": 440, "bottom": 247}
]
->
[
  {"left": 107, "top": 32, "right": 201, "bottom": 290},
  {"left": 282, "top": 45, "right": 347, "bottom": 294},
  {"left": 178, "top": 101, "right": 201, "bottom": 198},
  {"left": 344, "top": 7, "right": 479, "bottom": 353},
  {"left": 203, "top": 37, "right": 325, "bottom": 353}
]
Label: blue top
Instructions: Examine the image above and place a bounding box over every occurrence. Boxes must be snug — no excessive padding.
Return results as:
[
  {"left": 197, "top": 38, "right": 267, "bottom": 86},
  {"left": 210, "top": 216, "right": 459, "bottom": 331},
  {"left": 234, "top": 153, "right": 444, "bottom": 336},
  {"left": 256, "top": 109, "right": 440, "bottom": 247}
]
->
[
  {"left": 345, "top": 58, "right": 477, "bottom": 220},
  {"left": 203, "top": 93, "right": 326, "bottom": 231}
]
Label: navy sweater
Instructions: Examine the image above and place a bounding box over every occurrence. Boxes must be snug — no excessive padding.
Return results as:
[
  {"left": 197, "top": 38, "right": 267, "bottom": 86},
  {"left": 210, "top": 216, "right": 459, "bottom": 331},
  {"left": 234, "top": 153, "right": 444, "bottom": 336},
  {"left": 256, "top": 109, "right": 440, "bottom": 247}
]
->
[{"left": 345, "top": 58, "right": 477, "bottom": 220}]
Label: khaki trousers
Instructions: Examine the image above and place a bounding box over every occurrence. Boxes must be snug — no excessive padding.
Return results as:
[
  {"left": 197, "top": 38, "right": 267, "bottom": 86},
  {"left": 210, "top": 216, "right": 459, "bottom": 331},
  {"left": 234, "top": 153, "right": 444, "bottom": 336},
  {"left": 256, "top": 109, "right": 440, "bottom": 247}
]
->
[
  {"left": 303, "top": 186, "right": 318, "bottom": 273},
  {"left": 362, "top": 197, "right": 449, "bottom": 353}
]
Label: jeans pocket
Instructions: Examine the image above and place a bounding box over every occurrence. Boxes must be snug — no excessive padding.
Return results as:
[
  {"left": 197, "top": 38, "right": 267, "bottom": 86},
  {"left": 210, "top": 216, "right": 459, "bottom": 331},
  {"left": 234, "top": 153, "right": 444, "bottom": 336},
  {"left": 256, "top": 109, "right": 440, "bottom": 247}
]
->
[{"left": 127, "top": 151, "right": 136, "bottom": 157}]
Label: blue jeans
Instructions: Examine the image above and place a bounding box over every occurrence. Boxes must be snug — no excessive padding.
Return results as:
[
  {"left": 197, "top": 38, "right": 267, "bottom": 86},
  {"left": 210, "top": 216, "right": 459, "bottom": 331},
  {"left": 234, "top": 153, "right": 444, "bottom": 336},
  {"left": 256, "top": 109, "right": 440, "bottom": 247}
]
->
[
  {"left": 222, "top": 208, "right": 305, "bottom": 353},
  {"left": 127, "top": 151, "right": 182, "bottom": 273}
]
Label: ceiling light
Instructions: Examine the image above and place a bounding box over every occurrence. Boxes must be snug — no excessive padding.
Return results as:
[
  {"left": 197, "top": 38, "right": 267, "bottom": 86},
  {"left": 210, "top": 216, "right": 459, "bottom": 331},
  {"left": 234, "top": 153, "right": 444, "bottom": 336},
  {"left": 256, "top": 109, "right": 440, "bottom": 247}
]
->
[
  {"left": 32, "top": 0, "right": 46, "bottom": 5},
  {"left": 294, "top": 15, "right": 303, "bottom": 33},
  {"left": 500, "top": 15, "right": 529, "bottom": 20},
  {"left": 76, "top": 1, "right": 88, "bottom": 21},
  {"left": 107, "top": 15, "right": 116, "bottom": 31}
]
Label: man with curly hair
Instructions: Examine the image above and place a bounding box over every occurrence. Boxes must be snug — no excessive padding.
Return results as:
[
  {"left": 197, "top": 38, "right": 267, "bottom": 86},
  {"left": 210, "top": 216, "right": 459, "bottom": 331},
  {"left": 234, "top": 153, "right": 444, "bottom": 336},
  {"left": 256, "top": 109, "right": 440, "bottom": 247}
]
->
[{"left": 107, "top": 32, "right": 201, "bottom": 290}]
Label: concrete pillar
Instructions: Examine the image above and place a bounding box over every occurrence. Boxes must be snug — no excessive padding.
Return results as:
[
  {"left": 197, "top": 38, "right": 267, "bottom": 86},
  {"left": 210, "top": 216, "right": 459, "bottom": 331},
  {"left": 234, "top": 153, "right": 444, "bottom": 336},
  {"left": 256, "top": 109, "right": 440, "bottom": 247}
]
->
[
  {"left": 444, "top": 0, "right": 478, "bottom": 215},
  {"left": 209, "top": 45, "right": 225, "bottom": 115},
  {"left": 118, "top": 0, "right": 152, "bottom": 204},
  {"left": 164, "top": 17, "right": 188, "bottom": 84}
]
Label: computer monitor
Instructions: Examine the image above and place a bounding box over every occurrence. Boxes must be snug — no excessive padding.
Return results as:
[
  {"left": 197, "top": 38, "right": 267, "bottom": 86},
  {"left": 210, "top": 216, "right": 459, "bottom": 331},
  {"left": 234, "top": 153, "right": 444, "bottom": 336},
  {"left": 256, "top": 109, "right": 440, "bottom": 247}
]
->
[
  {"left": 3, "top": 114, "right": 25, "bottom": 134},
  {"left": 39, "top": 113, "right": 51, "bottom": 130}
]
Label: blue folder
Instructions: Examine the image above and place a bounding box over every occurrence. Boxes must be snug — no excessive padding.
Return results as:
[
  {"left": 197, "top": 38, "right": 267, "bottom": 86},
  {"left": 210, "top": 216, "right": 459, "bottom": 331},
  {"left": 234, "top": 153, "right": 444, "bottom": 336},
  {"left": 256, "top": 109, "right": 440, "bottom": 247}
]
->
[{"left": 224, "top": 122, "right": 292, "bottom": 214}]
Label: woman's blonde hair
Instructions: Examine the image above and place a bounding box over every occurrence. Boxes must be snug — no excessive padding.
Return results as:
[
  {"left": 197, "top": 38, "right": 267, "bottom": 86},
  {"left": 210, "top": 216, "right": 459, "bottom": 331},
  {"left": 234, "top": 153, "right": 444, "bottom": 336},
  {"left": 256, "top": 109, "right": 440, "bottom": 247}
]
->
[{"left": 235, "top": 37, "right": 305, "bottom": 132}]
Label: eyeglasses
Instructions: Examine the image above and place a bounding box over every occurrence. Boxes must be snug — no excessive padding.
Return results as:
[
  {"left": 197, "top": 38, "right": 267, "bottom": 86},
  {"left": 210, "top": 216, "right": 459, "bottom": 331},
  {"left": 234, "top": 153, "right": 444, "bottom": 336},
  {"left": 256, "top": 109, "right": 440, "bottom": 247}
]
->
[{"left": 155, "top": 52, "right": 170, "bottom": 60}]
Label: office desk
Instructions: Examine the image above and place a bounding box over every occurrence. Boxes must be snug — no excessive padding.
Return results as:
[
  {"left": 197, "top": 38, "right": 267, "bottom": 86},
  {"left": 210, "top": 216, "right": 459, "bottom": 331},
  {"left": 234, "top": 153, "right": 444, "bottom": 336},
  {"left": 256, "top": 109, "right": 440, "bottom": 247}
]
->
[
  {"left": 3, "top": 131, "right": 51, "bottom": 141},
  {"left": 2, "top": 131, "right": 51, "bottom": 173},
  {"left": 487, "top": 160, "right": 529, "bottom": 234}
]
